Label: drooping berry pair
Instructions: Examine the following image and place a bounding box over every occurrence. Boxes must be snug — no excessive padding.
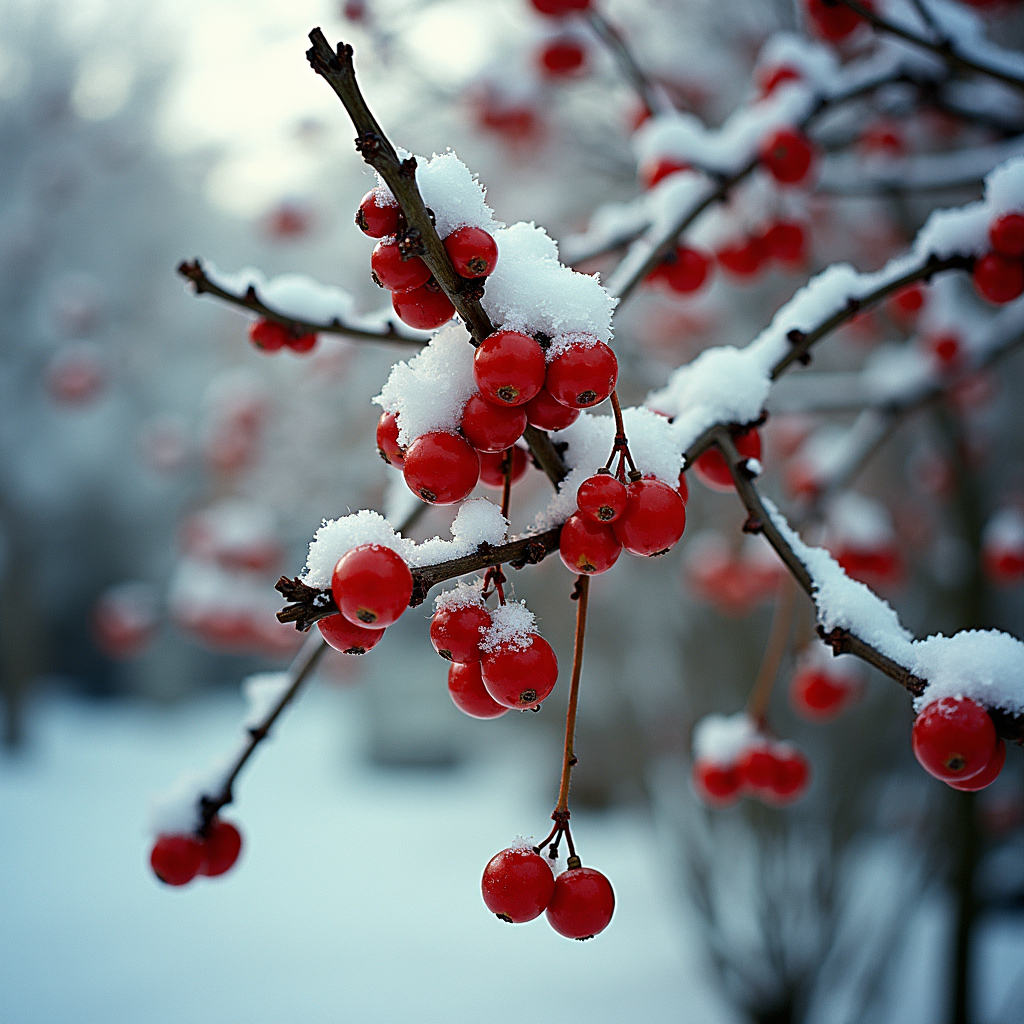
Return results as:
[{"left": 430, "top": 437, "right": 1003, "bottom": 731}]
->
[{"left": 150, "top": 817, "right": 243, "bottom": 886}]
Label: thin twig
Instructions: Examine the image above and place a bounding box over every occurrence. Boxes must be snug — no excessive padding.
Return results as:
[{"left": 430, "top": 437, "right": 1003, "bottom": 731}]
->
[
  {"left": 556, "top": 575, "right": 590, "bottom": 812},
  {"left": 746, "top": 577, "right": 796, "bottom": 728},
  {"left": 586, "top": 10, "right": 667, "bottom": 117}
]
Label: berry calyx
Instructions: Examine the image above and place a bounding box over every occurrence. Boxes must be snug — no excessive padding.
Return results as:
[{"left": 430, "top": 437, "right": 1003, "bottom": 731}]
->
[
  {"left": 356, "top": 188, "right": 401, "bottom": 238},
  {"left": 546, "top": 864, "right": 615, "bottom": 940},
  {"left": 559, "top": 512, "right": 623, "bottom": 574},
  {"left": 370, "top": 237, "right": 432, "bottom": 292},
  {"left": 376, "top": 410, "right": 405, "bottom": 467},
  {"left": 443, "top": 226, "right": 499, "bottom": 278},
  {"left": 530, "top": 0, "right": 590, "bottom": 15},
  {"left": 524, "top": 387, "right": 580, "bottom": 431},
  {"left": 693, "top": 427, "right": 761, "bottom": 492},
  {"left": 763, "top": 221, "right": 807, "bottom": 267},
  {"left": 474, "top": 330, "right": 547, "bottom": 407},
  {"left": 612, "top": 477, "right": 687, "bottom": 557},
  {"left": 150, "top": 833, "right": 204, "bottom": 886},
  {"left": 481, "top": 846, "right": 555, "bottom": 923},
  {"left": 577, "top": 472, "right": 628, "bottom": 523},
  {"left": 460, "top": 393, "right": 527, "bottom": 453},
  {"left": 539, "top": 38, "right": 587, "bottom": 78},
  {"left": 545, "top": 340, "right": 618, "bottom": 409},
  {"left": 947, "top": 738, "right": 1006, "bottom": 792},
  {"left": 479, "top": 446, "right": 529, "bottom": 488},
  {"left": 199, "top": 819, "right": 243, "bottom": 877},
  {"left": 331, "top": 544, "right": 413, "bottom": 628},
  {"left": 912, "top": 696, "right": 997, "bottom": 782},
  {"left": 391, "top": 281, "right": 456, "bottom": 329},
  {"left": 759, "top": 128, "right": 815, "bottom": 185},
  {"left": 990, "top": 213, "right": 1024, "bottom": 258},
  {"left": 973, "top": 253, "right": 1024, "bottom": 305},
  {"left": 652, "top": 246, "right": 712, "bottom": 294},
  {"left": 448, "top": 662, "right": 509, "bottom": 719},
  {"left": 431, "top": 602, "right": 492, "bottom": 663},
  {"left": 317, "top": 613, "right": 385, "bottom": 654},
  {"left": 692, "top": 759, "right": 742, "bottom": 807},
  {"left": 403, "top": 431, "right": 481, "bottom": 504},
  {"left": 481, "top": 634, "right": 559, "bottom": 709}
]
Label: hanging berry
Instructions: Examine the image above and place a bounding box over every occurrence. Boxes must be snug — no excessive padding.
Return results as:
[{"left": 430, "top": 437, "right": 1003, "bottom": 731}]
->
[
  {"left": 443, "top": 226, "right": 499, "bottom": 278},
  {"left": 545, "top": 864, "right": 615, "bottom": 940},
  {"left": 403, "top": 431, "right": 481, "bottom": 504},
  {"left": 693, "top": 427, "right": 761, "bottom": 492},
  {"left": 524, "top": 387, "right": 580, "bottom": 431},
  {"left": 200, "top": 819, "right": 243, "bottom": 877},
  {"left": 612, "top": 478, "right": 687, "bottom": 556},
  {"left": 448, "top": 662, "right": 509, "bottom": 719},
  {"left": 356, "top": 188, "right": 401, "bottom": 238},
  {"left": 576, "top": 472, "right": 628, "bottom": 523},
  {"left": 317, "top": 613, "right": 386, "bottom": 654},
  {"left": 474, "top": 330, "right": 547, "bottom": 406},
  {"left": 391, "top": 281, "right": 456, "bottom": 329},
  {"left": 545, "top": 339, "right": 618, "bottom": 409},
  {"left": 481, "top": 846, "right": 555, "bottom": 923},
  {"left": 559, "top": 513, "right": 623, "bottom": 574},
  {"left": 370, "top": 238, "right": 432, "bottom": 292},
  {"left": 479, "top": 446, "right": 529, "bottom": 488},
  {"left": 376, "top": 410, "right": 405, "bottom": 467},
  {"left": 911, "top": 696, "right": 998, "bottom": 783},
  {"left": 759, "top": 128, "right": 816, "bottom": 186},
  {"left": 460, "top": 393, "right": 528, "bottom": 453},
  {"left": 150, "top": 833, "right": 205, "bottom": 886},
  {"left": 431, "top": 601, "right": 492, "bottom": 664},
  {"left": 481, "top": 634, "right": 559, "bottom": 709},
  {"left": 331, "top": 544, "right": 413, "bottom": 628}
]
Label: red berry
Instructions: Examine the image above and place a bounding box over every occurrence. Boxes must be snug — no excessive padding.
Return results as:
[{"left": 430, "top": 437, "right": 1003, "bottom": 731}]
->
[
  {"left": 805, "top": 0, "right": 871, "bottom": 41},
  {"left": 479, "top": 446, "right": 529, "bottom": 488},
  {"left": 546, "top": 865, "right": 614, "bottom": 940},
  {"left": 641, "top": 158, "right": 691, "bottom": 190},
  {"left": 392, "top": 282, "right": 456, "bottom": 329},
  {"left": 760, "top": 128, "right": 815, "bottom": 185},
  {"left": 766, "top": 747, "right": 811, "bottom": 805},
  {"left": 539, "top": 38, "right": 587, "bottom": 78},
  {"left": 763, "top": 221, "right": 807, "bottom": 267},
  {"left": 677, "top": 471, "right": 689, "bottom": 503},
  {"left": 835, "top": 545, "right": 902, "bottom": 591},
  {"left": 717, "top": 236, "right": 767, "bottom": 278},
  {"left": 530, "top": 0, "right": 590, "bottom": 15},
  {"left": 481, "top": 847, "right": 555, "bottom": 923},
  {"left": 790, "top": 669, "right": 850, "bottom": 721},
  {"left": 376, "top": 410, "right": 405, "bottom": 467},
  {"left": 460, "top": 393, "right": 527, "bottom": 453},
  {"left": 481, "top": 634, "right": 559, "bottom": 709},
  {"left": 926, "top": 332, "right": 961, "bottom": 369},
  {"left": 889, "top": 284, "right": 925, "bottom": 325},
  {"left": 403, "top": 431, "right": 480, "bottom": 504},
  {"left": 286, "top": 331, "right": 318, "bottom": 354},
  {"left": 448, "top": 662, "right": 509, "bottom": 719},
  {"left": 356, "top": 188, "right": 401, "bottom": 238},
  {"left": 545, "top": 340, "right": 618, "bottom": 409},
  {"left": 973, "top": 252, "right": 1024, "bottom": 304},
  {"left": 332, "top": 544, "right": 413, "bottom": 628},
  {"left": 612, "top": 477, "right": 686, "bottom": 556},
  {"left": 984, "top": 545, "right": 1024, "bottom": 586},
  {"left": 431, "top": 602, "right": 492, "bottom": 663},
  {"left": 443, "top": 226, "right": 498, "bottom": 278},
  {"left": 758, "top": 64, "right": 801, "bottom": 97},
  {"left": 474, "top": 330, "right": 547, "bottom": 407},
  {"left": 653, "top": 247, "right": 712, "bottom": 294},
  {"left": 199, "top": 819, "right": 243, "bottom": 877},
  {"left": 990, "top": 213, "right": 1024, "bottom": 259},
  {"left": 947, "top": 738, "right": 1006, "bottom": 792},
  {"left": 692, "top": 759, "right": 742, "bottom": 807},
  {"left": 248, "top": 319, "right": 288, "bottom": 352},
  {"left": 371, "top": 238, "right": 431, "bottom": 292},
  {"left": 317, "top": 613, "right": 385, "bottom": 654},
  {"left": 559, "top": 512, "right": 622, "bottom": 574},
  {"left": 577, "top": 472, "right": 628, "bottom": 523},
  {"left": 524, "top": 387, "right": 580, "bottom": 431},
  {"left": 737, "top": 744, "right": 777, "bottom": 797},
  {"left": 150, "top": 833, "right": 204, "bottom": 886},
  {"left": 912, "top": 697, "right": 997, "bottom": 782},
  {"left": 693, "top": 427, "right": 761, "bottom": 492}
]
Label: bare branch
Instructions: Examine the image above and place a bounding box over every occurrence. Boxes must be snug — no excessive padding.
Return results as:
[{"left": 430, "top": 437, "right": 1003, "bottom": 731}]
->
[{"left": 586, "top": 10, "right": 668, "bottom": 117}]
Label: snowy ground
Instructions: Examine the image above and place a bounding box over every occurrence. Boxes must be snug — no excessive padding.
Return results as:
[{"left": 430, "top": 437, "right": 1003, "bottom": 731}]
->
[{"left": 0, "top": 683, "right": 730, "bottom": 1024}]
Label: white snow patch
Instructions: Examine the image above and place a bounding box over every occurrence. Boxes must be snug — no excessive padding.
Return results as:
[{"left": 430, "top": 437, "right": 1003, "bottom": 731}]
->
[
  {"left": 912, "top": 631, "right": 1024, "bottom": 714},
  {"left": 826, "top": 492, "right": 895, "bottom": 549},
  {"left": 480, "top": 601, "right": 536, "bottom": 653},
  {"left": 546, "top": 331, "right": 600, "bottom": 363},
  {"left": 433, "top": 578, "right": 488, "bottom": 614},
  {"left": 692, "top": 712, "right": 757, "bottom": 766}
]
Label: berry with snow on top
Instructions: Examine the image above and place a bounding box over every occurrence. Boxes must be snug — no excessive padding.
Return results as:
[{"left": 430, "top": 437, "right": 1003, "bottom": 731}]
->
[
  {"left": 760, "top": 128, "right": 815, "bottom": 186},
  {"left": 525, "top": 387, "right": 580, "bottom": 431},
  {"left": 692, "top": 759, "right": 742, "bottom": 807},
  {"left": 376, "top": 410, "right": 405, "bottom": 467},
  {"left": 989, "top": 213, "right": 1024, "bottom": 259},
  {"left": 546, "top": 865, "right": 615, "bottom": 940},
  {"left": 474, "top": 330, "right": 547, "bottom": 407},
  {"left": 403, "top": 431, "right": 480, "bottom": 504},
  {"left": 577, "top": 472, "right": 627, "bottom": 523},
  {"left": 443, "top": 226, "right": 499, "bottom": 279},
  {"left": 448, "top": 662, "right": 509, "bottom": 719},
  {"left": 694, "top": 428, "right": 761, "bottom": 492},
  {"left": 983, "top": 509, "right": 1024, "bottom": 585},
  {"left": 356, "top": 188, "right": 401, "bottom": 238},
  {"left": 479, "top": 446, "right": 529, "bottom": 488},
  {"left": 973, "top": 253, "right": 1024, "bottom": 304},
  {"left": 559, "top": 512, "right": 622, "bottom": 575},
  {"left": 392, "top": 281, "right": 456, "bottom": 329},
  {"left": 481, "top": 634, "right": 559, "bottom": 709},
  {"left": 790, "top": 663, "right": 861, "bottom": 722},
  {"left": 737, "top": 743, "right": 778, "bottom": 799},
  {"left": 460, "top": 393, "right": 527, "bottom": 453},
  {"left": 545, "top": 340, "right": 618, "bottom": 409},
  {"left": 431, "top": 602, "right": 492, "bottom": 664},
  {"left": 331, "top": 544, "right": 413, "bottom": 628},
  {"left": 612, "top": 478, "right": 686, "bottom": 557},
  {"left": 318, "top": 613, "right": 386, "bottom": 654},
  {"left": 481, "top": 846, "right": 554, "bottom": 923},
  {"left": 371, "top": 238, "right": 432, "bottom": 292},
  {"left": 912, "top": 697, "right": 998, "bottom": 783}
]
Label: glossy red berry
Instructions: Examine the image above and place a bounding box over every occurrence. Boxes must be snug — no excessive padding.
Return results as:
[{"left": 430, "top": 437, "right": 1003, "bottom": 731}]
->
[
  {"left": 317, "top": 613, "right": 385, "bottom": 654},
  {"left": 530, "top": 0, "right": 590, "bottom": 15},
  {"left": 760, "top": 128, "right": 815, "bottom": 185},
  {"left": 448, "top": 662, "right": 508, "bottom": 719},
  {"left": 524, "top": 387, "right": 580, "bottom": 431},
  {"left": 717, "top": 236, "right": 767, "bottom": 278},
  {"left": 356, "top": 188, "right": 401, "bottom": 238},
  {"left": 481, "top": 634, "right": 559, "bottom": 709},
  {"left": 805, "top": 0, "right": 871, "bottom": 41},
  {"left": 431, "top": 602, "right": 492, "bottom": 663},
  {"left": 973, "top": 253, "right": 1024, "bottom": 304},
  {"left": 766, "top": 747, "right": 811, "bottom": 805},
  {"left": 576, "top": 472, "right": 627, "bottom": 523},
  {"left": 693, "top": 427, "right": 761, "bottom": 492},
  {"left": 612, "top": 477, "right": 686, "bottom": 556},
  {"left": 641, "top": 158, "right": 691, "bottom": 189},
  {"left": 990, "top": 213, "right": 1024, "bottom": 258},
  {"left": 790, "top": 669, "right": 850, "bottom": 722},
  {"left": 653, "top": 246, "right": 712, "bottom": 293},
  {"left": 479, "top": 446, "right": 529, "bottom": 488},
  {"left": 481, "top": 847, "right": 555, "bottom": 923},
  {"left": 460, "top": 393, "right": 527, "bottom": 453},
  {"left": 199, "top": 819, "right": 243, "bottom": 877},
  {"left": 692, "top": 759, "right": 742, "bottom": 807},
  {"left": 947, "top": 738, "right": 1006, "bottom": 792},
  {"left": 403, "top": 431, "right": 480, "bottom": 504},
  {"left": 248, "top": 319, "right": 288, "bottom": 352},
  {"left": 763, "top": 221, "right": 807, "bottom": 267},
  {"left": 376, "top": 410, "right": 405, "bottom": 467},
  {"left": 539, "top": 38, "right": 586, "bottom": 77},
  {"left": 545, "top": 340, "right": 618, "bottom": 409},
  {"left": 912, "top": 697, "right": 997, "bottom": 782},
  {"left": 443, "top": 226, "right": 499, "bottom": 278},
  {"left": 371, "top": 238, "right": 431, "bottom": 292},
  {"left": 332, "top": 544, "right": 413, "bottom": 628},
  {"left": 150, "top": 833, "right": 204, "bottom": 886},
  {"left": 474, "top": 330, "right": 547, "bottom": 407},
  {"left": 392, "top": 281, "right": 456, "bottom": 329},
  {"left": 546, "top": 865, "right": 614, "bottom": 940},
  {"left": 559, "top": 512, "right": 622, "bottom": 574}
]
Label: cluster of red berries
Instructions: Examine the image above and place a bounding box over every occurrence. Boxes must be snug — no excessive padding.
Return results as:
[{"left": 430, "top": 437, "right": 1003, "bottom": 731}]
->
[
  {"left": 481, "top": 845, "right": 614, "bottom": 940},
  {"left": 357, "top": 186, "right": 500, "bottom": 330},
  {"left": 685, "top": 533, "right": 784, "bottom": 617},
  {"left": 789, "top": 655, "right": 863, "bottom": 722},
  {"left": 693, "top": 736, "right": 811, "bottom": 808},
  {"left": 377, "top": 330, "right": 618, "bottom": 506},
  {"left": 429, "top": 595, "right": 559, "bottom": 713},
  {"left": 973, "top": 212, "right": 1024, "bottom": 305},
  {"left": 559, "top": 468, "right": 687, "bottom": 574},
  {"left": 912, "top": 696, "right": 1006, "bottom": 791},
  {"left": 805, "top": 0, "right": 872, "bottom": 42},
  {"left": 317, "top": 543, "right": 414, "bottom": 655},
  {"left": 716, "top": 222, "right": 809, "bottom": 281},
  {"left": 150, "top": 818, "right": 242, "bottom": 886},
  {"left": 248, "top": 318, "right": 318, "bottom": 355}
]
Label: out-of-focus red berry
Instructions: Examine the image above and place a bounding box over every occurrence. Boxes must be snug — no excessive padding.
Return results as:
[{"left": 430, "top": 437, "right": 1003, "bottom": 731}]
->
[
  {"left": 805, "top": 0, "right": 872, "bottom": 41},
  {"left": 974, "top": 252, "right": 1024, "bottom": 304},
  {"left": 150, "top": 833, "right": 204, "bottom": 886},
  {"left": 640, "top": 157, "right": 691, "bottom": 189},
  {"left": 199, "top": 819, "right": 243, "bottom": 877},
  {"left": 693, "top": 759, "right": 742, "bottom": 807},
  {"left": 989, "top": 213, "right": 1024, "bottom": 259},
  {"left": 539, "top": 38, "right": 587, "bottom": 77},
  {"left": 760, "top": 128, "right": 815, "bottom": 185},
  {"left": 693, "top": 427, "right": 761, "bottom": 492}
]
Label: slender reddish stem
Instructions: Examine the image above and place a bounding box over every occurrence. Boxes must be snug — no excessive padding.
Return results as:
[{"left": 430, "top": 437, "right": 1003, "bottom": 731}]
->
[
  {"left": 746, "top": 576, "right": 796, "bottom": 729},
  {"left": 556, "top": 575, "right": 590, "bottom": 813}
]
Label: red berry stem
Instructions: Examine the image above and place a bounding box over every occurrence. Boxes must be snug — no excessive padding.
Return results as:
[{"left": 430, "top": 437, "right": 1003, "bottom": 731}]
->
[
  {"left": 602, "top": 391, "right": 640, "bottom": 481},
  {"left": 557, "top": 575, "right": 590, "bottom": 814},
  {"left": 745, "top": 577, "right": 795, "bottom": 729}
]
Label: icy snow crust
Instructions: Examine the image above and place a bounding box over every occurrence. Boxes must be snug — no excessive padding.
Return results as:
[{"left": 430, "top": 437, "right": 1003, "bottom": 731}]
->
[
  {"left": 301, "top": 500, "right": 509, "bottom": 588},
  {"left": 480, "top": 601, "right": 536, "bottom": 653}
]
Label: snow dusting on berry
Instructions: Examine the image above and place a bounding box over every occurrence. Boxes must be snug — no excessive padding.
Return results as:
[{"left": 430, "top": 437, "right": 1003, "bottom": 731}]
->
[
  {"left": 480, "top": 601, "right": 537, "bottom": 653},
  {"left": 692, "top": 712, "right": 757, "bottom": 766}
]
